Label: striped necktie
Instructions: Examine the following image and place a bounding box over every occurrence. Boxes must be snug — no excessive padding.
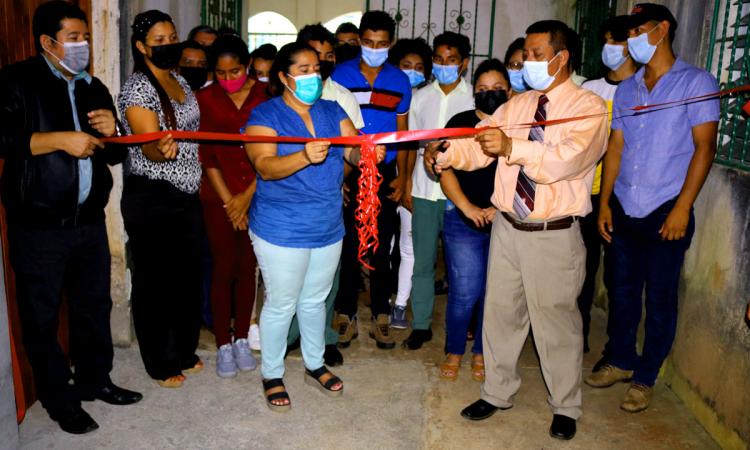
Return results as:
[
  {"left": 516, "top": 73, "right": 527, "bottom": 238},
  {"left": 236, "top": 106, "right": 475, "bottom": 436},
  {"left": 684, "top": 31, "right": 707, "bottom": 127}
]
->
[{"left": 513, "top": 94, "right": 549, "bottom": 219}]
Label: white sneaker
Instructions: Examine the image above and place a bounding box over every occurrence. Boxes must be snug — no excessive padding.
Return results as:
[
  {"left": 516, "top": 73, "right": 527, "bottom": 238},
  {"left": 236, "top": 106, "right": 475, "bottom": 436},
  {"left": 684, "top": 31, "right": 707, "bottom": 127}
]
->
[{"left": 249, "top": 324, "right": 261, "bottom": 351}]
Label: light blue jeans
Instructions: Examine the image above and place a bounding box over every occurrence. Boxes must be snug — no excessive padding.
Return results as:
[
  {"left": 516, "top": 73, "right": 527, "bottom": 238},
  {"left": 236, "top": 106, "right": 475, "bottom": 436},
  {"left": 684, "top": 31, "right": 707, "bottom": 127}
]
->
[{"left": 249, "top": 231, "right": 342, "bottom": 380}]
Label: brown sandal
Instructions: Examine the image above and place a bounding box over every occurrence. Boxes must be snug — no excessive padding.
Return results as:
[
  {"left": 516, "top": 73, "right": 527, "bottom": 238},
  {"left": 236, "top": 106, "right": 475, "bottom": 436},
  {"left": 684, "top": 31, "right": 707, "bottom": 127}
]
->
[
  {"left": 156, "top": 375, "right": 184, "bottom": 388},
  {"left": 439, "top": 354, "right": 462, "bottom": 381},
  {"left": 183, "top": 359, "right": 204, "bottom": 374},
  {"left": 471, "top": 354, "right": 485, "bottom": 382}
]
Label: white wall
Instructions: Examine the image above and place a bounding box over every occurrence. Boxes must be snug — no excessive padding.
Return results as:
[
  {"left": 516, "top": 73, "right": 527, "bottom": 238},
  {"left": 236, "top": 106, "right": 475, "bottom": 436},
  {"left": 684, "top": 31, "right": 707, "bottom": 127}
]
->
[
  {"left": 491, "top": 0, "right": 576, "bottom": 60},
  {"left": 0, "top": 233, "right": 18, "bottom": 448},
  {"left": 243, "top": 0, "right": 364, "bottom": 38}
]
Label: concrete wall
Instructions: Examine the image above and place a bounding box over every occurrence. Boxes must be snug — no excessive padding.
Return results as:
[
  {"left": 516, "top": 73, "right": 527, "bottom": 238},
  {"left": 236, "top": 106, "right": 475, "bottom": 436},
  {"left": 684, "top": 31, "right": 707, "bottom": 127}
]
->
[{"left": 0, "top": 237, "right": 19, "bottom": 449}]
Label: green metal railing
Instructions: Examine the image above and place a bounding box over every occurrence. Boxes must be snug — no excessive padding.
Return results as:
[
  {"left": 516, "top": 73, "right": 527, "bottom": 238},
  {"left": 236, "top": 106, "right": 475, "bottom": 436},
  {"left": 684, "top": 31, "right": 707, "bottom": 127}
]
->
[
  {"left": 707, "top": 0, "right": 749, "bottom": 170},
  {"left": 574, "top": 0, "right": 617, "bottom": 80},
  {"left": 201, "top": 0, "right": 242, "bottom": 35},
  {"left": 365, "top": 0, "right": 496, "bottom": 77}
]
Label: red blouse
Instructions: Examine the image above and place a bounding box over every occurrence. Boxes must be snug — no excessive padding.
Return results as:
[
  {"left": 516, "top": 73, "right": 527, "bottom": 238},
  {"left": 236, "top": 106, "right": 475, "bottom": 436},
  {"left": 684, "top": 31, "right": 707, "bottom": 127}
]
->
[{"left": 196, "top": 80, "right": 269, "bottom": 204}]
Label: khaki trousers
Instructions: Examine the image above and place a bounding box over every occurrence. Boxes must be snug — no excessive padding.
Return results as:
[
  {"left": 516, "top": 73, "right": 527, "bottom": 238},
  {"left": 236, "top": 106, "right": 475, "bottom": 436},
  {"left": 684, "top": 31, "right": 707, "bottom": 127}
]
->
[{"left": 480, "top": 213, "right": 586, "bottom": 419}]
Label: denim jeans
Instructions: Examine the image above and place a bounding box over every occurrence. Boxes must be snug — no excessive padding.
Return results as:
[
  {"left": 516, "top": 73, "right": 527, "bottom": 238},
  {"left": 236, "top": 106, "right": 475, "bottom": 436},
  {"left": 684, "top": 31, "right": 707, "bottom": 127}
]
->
[
  {"left": 250, "top": 231, "right": 342, "bottom": 380},
  {"left": 606, "top": 196, "right": 694, "bottom": 386},
  {"left": 443, "top": 208, "right": 490, "bottom": 355}
]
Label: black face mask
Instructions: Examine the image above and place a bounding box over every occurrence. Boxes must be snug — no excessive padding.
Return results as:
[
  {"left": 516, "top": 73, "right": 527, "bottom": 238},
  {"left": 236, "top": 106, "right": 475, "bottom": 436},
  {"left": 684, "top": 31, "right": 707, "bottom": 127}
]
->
[
  {"left": 319, "top": 60, "right": 335, "bottom": 81},
  {"left": 335, "top": 44, "right": 360, "bottom": 63},
  {"left": 179, "top": 66, "right": 208, "bottom": 91},
  {"left": 474, "top": 89, "right": 508, "bottom": 115},
  {"left": 148, "top": 43, "right": 182, "bottom": 69}
]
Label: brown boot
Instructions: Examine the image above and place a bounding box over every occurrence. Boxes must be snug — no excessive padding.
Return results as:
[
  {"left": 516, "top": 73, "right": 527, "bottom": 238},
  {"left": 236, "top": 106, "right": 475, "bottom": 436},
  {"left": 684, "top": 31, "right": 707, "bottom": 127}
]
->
[
  {"left": 584, "top": 364, "right": 633, "bottom": 388},
  {"left": 337, "top": 314, "right": 358, "bottom": 348},
  {"left": 621, "top": 383, "right": 653, "bottom": 413},
  {"left": 369, "top": 314, "right": 395, "bottom": 349}
]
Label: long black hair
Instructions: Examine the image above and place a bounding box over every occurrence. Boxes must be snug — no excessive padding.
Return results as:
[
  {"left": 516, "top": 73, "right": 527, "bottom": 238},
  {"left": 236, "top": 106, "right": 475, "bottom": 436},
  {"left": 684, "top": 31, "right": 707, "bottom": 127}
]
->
[
  {"left": 131, "top": 10, "right": 177, "bottom": 130},
  {"left": 268, "top": 42, "right": 318, "bottom": 97}
]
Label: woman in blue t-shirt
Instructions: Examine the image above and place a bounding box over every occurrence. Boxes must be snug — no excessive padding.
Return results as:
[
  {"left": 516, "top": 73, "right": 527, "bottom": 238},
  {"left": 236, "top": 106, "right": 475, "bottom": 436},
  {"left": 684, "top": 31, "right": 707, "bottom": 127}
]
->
[{"left": 244, "top": 42, "right": 383, "bottom": 412}]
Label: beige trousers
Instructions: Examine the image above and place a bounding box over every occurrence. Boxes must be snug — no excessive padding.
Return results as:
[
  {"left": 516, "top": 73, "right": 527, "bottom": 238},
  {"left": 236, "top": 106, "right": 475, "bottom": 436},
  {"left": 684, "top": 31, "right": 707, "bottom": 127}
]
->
[{"left": 480, "top": 213, "right": 586, "bottom": 419}]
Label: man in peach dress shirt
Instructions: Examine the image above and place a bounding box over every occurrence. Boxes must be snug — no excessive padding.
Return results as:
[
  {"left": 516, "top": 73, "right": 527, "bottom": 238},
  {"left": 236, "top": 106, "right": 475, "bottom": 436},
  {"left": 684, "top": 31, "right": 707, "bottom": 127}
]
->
[{"left": 425, "top": 20, "right": 608, "bottom": 440}]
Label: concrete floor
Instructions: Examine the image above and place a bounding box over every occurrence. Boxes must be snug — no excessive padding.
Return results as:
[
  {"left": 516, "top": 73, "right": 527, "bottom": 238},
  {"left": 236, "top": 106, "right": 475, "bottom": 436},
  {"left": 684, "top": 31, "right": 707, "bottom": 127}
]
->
[{"left": 18, "top": 292, "right": 718, "bottom": 450}]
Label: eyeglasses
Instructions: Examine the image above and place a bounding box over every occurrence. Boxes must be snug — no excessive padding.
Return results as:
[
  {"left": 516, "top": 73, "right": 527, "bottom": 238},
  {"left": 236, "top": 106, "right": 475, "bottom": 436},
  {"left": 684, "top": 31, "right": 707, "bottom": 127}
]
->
[{"left": 507, "top": 61, "right": 523, "bottom": 71}]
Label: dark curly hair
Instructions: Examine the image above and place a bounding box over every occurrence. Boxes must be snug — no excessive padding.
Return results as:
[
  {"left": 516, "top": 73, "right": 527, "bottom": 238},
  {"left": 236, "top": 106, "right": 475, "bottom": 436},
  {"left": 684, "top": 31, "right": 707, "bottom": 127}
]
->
[{"left": 388, "top": 37, "right": 433, "bottom": 80}]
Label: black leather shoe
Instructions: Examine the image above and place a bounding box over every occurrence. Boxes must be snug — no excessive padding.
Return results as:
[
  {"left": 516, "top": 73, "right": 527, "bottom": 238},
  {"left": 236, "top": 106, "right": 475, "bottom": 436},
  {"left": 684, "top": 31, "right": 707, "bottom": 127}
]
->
[
  {"left": 324, "top": 344, "right": 344, "bottom": 366},
  {"left": 549, "top": 414, "right": 576, "bottom": 440},
  {"left": 460, "top": 399, "right": 511, "bottom": 421},
  {"left": 55, "top": 406, "right": 99, "bottom": 435},
  {"left": 403, "top": 329, "right": 432, "bottom": 350},
  {"left": 79, "top": 382, "right": 143, "bottom": 405}
]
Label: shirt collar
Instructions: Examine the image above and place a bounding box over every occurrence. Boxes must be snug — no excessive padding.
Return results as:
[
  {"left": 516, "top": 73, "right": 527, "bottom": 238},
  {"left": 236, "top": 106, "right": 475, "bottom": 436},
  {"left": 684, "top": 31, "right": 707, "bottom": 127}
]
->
[
  {"left": 430, "top": 77, "right": 470, "bottom": 96},
  {"left": 540, "top": 77, "right": 577, "bottom": 105},
  {"left": 42, "top": 54, "right": 92, "bottom": 84},
  {"left": 633, "top": 57, "right": 686, "bottom": 88}
]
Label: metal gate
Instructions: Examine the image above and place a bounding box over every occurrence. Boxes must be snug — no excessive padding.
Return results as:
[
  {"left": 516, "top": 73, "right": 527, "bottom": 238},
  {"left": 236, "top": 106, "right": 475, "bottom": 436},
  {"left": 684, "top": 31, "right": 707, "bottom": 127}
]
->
[
  {"left": 365, "top": 0, "right": 497, "bottom": 76},
  {"left": 201, "top": 0, "right": 243, "bottom": 34},
  {"left": 574, "top": 0, "right": 617, "bottom": 79},
  {"left": 707, "top": 0, "right": 749, "bottom": 170}
]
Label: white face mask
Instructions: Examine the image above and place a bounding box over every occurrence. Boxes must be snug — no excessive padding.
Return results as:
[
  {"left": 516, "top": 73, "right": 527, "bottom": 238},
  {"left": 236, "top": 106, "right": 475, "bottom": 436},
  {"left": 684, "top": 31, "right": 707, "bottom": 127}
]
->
[
  {"left": 45, "top": 38, "right": 90, "bottom": 75},
  {"left": 522, "top": 52, "right": 561, "bottom": 91}
]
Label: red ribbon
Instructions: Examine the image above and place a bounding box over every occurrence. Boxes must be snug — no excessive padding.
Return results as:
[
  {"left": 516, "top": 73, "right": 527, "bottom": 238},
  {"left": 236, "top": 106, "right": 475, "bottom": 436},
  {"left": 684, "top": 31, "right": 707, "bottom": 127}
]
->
[{"left": 102, "top": 85, "right": 748, "bottom": 269}]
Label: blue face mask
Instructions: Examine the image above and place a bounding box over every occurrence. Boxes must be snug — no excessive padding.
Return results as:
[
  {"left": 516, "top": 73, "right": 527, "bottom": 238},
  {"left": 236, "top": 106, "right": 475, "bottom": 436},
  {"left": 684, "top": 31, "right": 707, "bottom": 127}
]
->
[
  {"left": 601, "top": 44, "right": 628, "bottom": 71},
  {"left": 433, "top": 63, "right": 460, "bottom": 85},
  {"left": 286, "top": 72, "right": 323, "bottom": 105},
  {"left": 627, "top": 24, "right": 662, "bottom": 64},
  {"left": 403, "top": 69, "right": 425, "bottom": 87},
  {"left": 508, "top": 69, "right": 527, "bottom": 93},
  {"left": 361, "top": 45, "right": 389, "bottom": 68}
]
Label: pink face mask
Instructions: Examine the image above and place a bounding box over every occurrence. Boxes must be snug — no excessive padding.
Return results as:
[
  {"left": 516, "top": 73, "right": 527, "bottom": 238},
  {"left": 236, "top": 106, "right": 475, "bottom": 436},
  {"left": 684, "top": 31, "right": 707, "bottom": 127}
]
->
[{"left": 218, "top": 72, "right": 247, "bottom": 93}]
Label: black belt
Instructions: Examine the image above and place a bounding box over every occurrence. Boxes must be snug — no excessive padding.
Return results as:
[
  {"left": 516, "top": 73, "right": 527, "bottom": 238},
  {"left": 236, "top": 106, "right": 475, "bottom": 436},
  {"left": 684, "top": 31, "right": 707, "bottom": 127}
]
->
[{"left": 501, "top": 212, "right": 578, "bottom": 232}]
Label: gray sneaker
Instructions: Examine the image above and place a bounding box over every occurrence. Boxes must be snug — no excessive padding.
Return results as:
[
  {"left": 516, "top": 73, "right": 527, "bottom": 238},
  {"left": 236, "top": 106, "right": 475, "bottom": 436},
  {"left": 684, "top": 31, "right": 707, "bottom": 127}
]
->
[
  {"left": 232, "top": 338, "right": 257, "bottom": 372},
  {"left": 216, "top": 344, "right": 237, "bottom": 378},
  {"left": 390, "top": 305, "right": 408, "bottom": 329}
]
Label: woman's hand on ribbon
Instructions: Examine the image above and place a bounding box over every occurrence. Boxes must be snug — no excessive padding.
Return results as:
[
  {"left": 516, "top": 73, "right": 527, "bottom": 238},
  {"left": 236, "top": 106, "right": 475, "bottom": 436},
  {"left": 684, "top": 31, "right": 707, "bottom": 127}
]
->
[
  {"left": 475, "top": 128, "right": 511, "bottom": 157},
  {"left": 304, "top": 141, "right": 331, "bottom": 164},
  {"left": 147, "top": 133, "right": 178, "bottom": 161}
]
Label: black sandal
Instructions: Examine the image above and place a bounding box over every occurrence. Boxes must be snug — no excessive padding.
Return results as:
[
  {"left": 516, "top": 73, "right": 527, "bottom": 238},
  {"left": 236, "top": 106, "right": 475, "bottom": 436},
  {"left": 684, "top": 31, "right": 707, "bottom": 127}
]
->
[
  {"left": 304, "top": 366, "right": 343, "bottom": 397},
  {"left": 262, "top": 378, "right": 291, "bottom": 412}
]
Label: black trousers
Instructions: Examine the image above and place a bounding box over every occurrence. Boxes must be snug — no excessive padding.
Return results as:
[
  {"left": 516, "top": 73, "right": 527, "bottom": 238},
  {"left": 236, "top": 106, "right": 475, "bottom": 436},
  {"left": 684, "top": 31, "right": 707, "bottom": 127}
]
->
[
  {"left": 336, "top": 160, "right": 399, "bottom": 318},
  {"left": 577, "top": 194, "right": 603, "bottom": 350},
  {"left": 122, "top": 176, "right": 203, "bottom": 380},
  {"left": 8, "top": 220, "right": 113, "bottom": 419}
]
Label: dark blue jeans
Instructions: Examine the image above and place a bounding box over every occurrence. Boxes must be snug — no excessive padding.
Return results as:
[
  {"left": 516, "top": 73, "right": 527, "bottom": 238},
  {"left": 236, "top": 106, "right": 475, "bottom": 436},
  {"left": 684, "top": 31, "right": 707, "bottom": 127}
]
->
[
  {"left": 606, "top": 196, "right": 694, "bottom": 386},
  {"left": 443, "top": 208, "right": 490, "bottom": 355}
]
